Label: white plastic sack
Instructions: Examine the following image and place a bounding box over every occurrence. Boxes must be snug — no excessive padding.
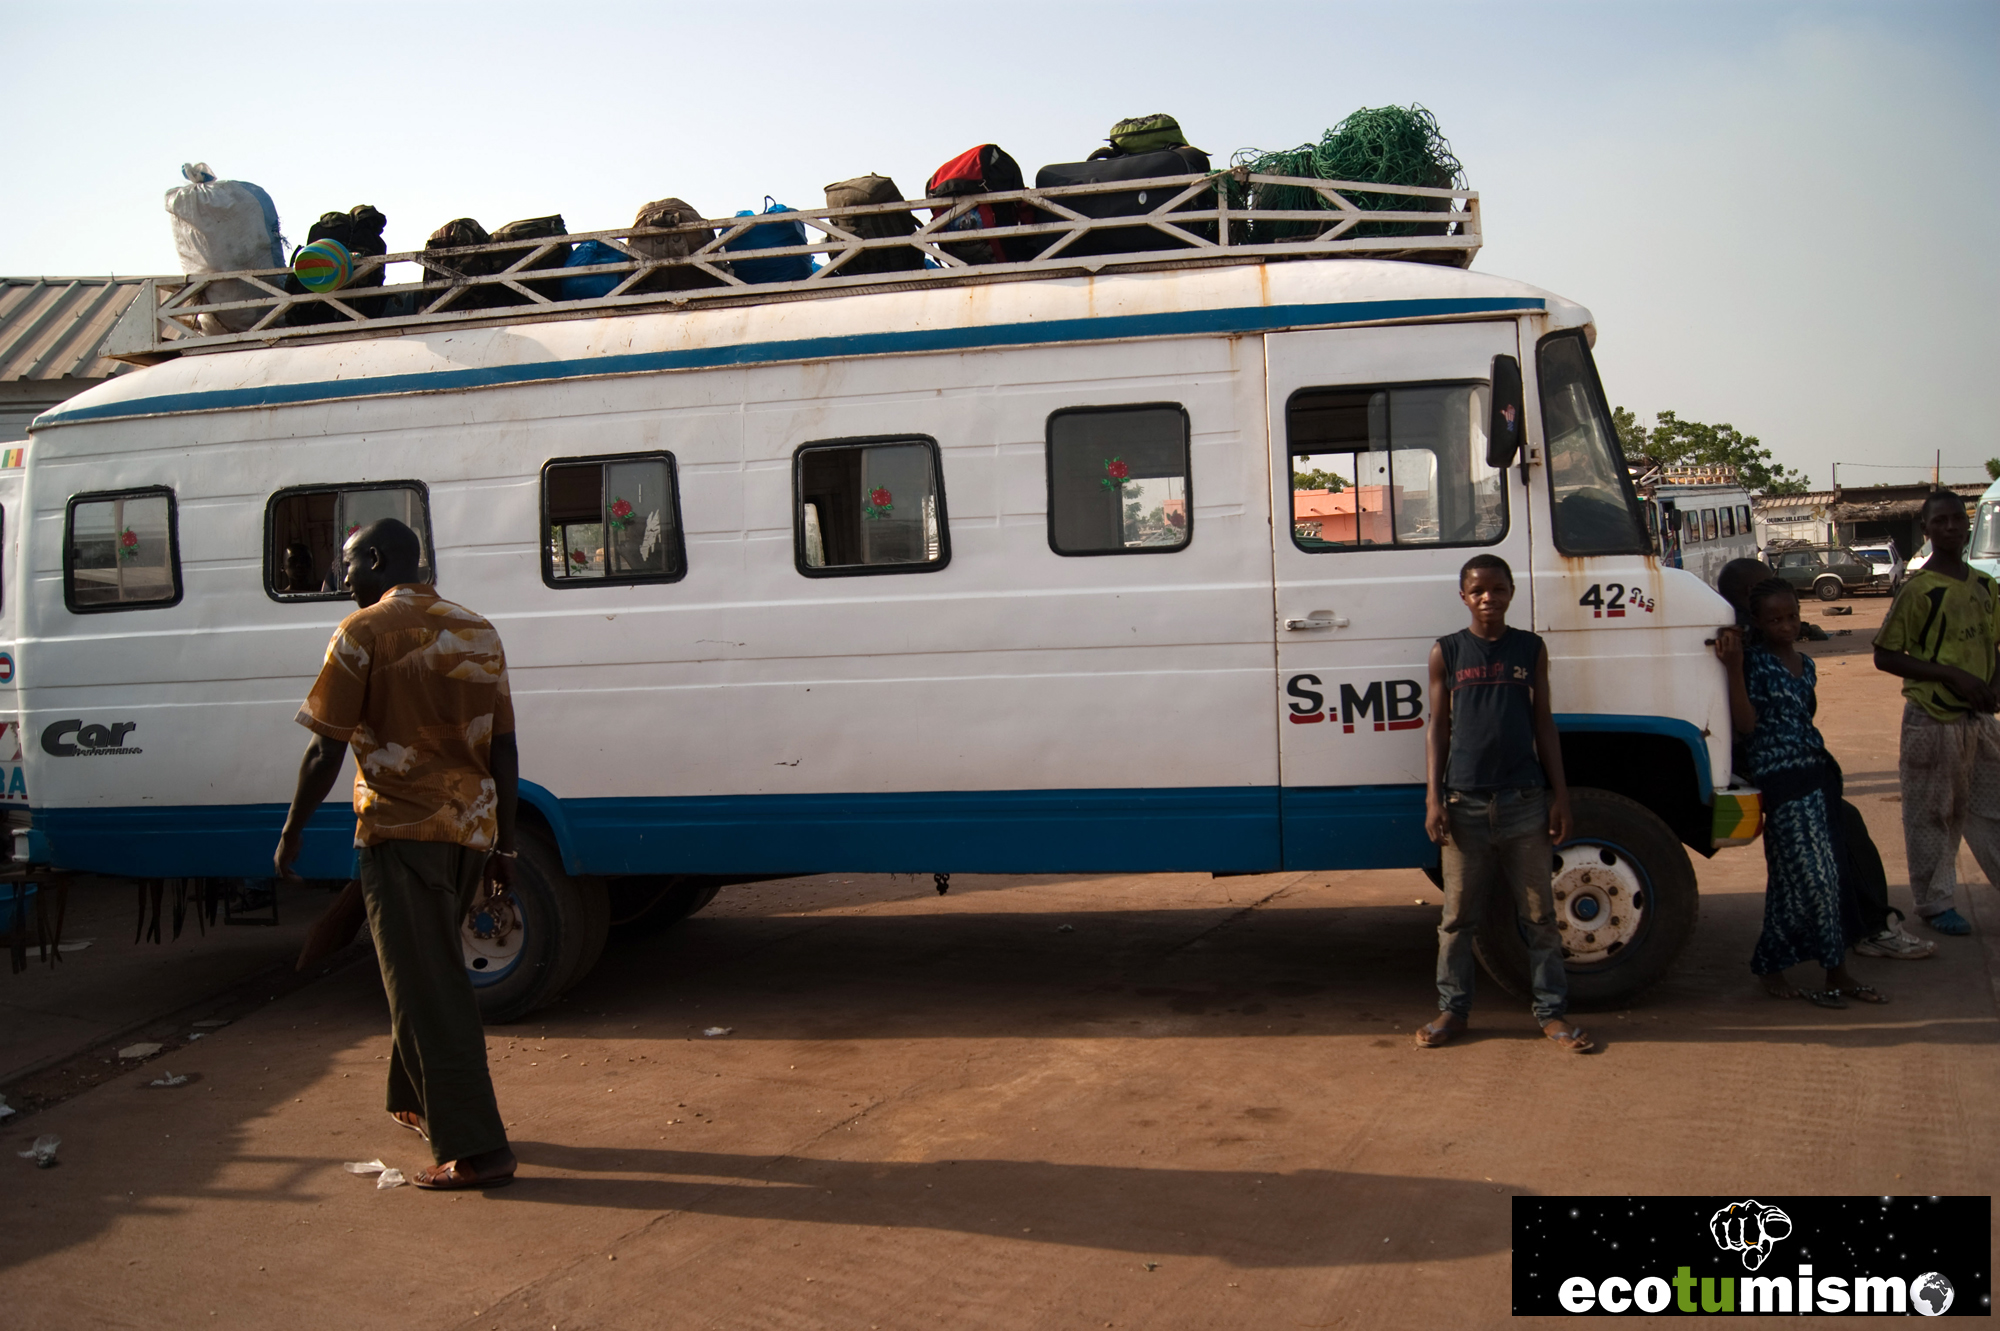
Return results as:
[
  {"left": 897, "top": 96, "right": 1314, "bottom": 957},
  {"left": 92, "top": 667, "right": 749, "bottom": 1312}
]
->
[{"left": 165, "top": 162, "right": 286, "bottom": 333}]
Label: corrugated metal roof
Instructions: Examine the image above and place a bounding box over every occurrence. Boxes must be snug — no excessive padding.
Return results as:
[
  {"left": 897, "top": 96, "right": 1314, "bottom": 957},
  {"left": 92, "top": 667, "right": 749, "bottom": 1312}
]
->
[{"left": 0, "top": 277, "right": 161, "bottom": 383}]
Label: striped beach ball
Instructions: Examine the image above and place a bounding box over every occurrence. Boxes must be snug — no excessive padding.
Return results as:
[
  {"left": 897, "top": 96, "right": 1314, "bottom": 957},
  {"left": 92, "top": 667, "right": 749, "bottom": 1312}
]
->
[{"left": 293, "top": 238, "right": 353, "bottom": 293}]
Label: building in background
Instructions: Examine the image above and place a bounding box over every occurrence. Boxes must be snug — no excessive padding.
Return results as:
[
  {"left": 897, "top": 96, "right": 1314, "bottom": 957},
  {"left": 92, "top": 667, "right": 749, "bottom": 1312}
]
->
[
  {"left": 1754, "top": 481, "right": 1984, "bottom": 558},
  {"left": 0, "top": 278, "right": 156, "bottom": 438}
]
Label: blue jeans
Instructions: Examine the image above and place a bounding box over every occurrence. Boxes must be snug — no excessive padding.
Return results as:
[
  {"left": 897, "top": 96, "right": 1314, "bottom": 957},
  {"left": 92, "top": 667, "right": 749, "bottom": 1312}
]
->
[{"left": 1437, "top": 788, "right": 1568, "bottom": 1024}]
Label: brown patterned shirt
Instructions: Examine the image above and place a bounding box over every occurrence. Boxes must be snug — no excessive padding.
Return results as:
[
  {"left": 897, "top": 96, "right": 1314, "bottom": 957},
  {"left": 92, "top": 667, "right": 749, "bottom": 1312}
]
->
[{"left": 296, "top": 584, "right": 515, "bottom": 848}]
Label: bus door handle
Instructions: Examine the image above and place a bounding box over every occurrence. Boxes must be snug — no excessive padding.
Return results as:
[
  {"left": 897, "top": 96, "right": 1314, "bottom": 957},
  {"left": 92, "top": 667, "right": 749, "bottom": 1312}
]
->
[{"left": 1284, "top": 613, "right": 1349, "bottom": 630}]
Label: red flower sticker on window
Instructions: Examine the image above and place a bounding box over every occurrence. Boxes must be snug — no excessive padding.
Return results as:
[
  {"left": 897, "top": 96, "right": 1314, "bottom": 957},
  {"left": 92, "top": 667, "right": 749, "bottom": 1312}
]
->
[
  {"left": 862, "top": 487, "right": 894, "bottom": 520},
  {"left": 118, "top": 529, "right": 139, "bottom": 561},
  {"left": 607, "top": 497, "right": 636, "bottom": 532},
  {"left": 1102, "top": 458, "right": 1131, "bottom": 490},
  {"left": 568, "top": 549, "right": 587, "bottom": 567}
]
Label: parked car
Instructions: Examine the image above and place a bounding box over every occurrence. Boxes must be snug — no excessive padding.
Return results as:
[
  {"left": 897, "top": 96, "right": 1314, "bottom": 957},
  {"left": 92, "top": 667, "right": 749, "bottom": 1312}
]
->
[
  {"left": 1851, "top": 541, "right": 1906, "bottom": 592},
  {"left": 1769, "top": 545, "right": 1882, "bottom": 600}
]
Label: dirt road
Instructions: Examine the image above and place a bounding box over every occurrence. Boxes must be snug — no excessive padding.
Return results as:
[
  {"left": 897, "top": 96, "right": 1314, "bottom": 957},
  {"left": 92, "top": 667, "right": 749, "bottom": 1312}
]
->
[{"left": 4, "top": 595, "right": 1995, "bottom": 1329}]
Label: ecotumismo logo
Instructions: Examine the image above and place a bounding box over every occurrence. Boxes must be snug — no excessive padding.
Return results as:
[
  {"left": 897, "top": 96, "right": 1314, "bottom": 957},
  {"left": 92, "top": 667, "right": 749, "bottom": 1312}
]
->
[{"left": 1511, "top": 1195, "right": 1989, "bottom": 1316}]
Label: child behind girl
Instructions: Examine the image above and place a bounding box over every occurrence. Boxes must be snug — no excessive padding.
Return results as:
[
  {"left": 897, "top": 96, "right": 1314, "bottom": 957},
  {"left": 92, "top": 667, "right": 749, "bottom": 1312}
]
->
[{"left": 1718, "top": 578, "right": 1885, "bottom": 1007}]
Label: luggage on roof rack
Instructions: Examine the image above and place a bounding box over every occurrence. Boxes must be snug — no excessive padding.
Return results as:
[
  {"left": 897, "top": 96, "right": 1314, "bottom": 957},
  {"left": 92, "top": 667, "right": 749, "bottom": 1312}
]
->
[
  {"left": 489, "top": 215, "right": 571, "bottom": 302},
  {"left": 926, "top": 145, "right": 1038, "bottom": 266},
  {"left": 628, "top": 198, "right": 722, "bottom": 292},
  {"left": 285, "top": 205, "right": 389, "bottom": 325},
  {"left": 165, "top": 162, "right": 286, "bottom": 334},
  {"left": 724, "top": 199, "right": 815, "bottom": 285},
  {"left": 1034, "top": 147, "right": 1214, "bottom": 257},
  {"left": 823, "top": 176, "right": 926, "bottom": 276},
  {"left": 1093, "top": 113, "right": 1200, "bottom": 160}
]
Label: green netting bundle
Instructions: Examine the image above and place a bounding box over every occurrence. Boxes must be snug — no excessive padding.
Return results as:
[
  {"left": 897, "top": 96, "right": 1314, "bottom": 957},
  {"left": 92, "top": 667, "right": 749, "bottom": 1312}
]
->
[{"left": 1231, "top": 105, "right": 1465, "bottom": 243}]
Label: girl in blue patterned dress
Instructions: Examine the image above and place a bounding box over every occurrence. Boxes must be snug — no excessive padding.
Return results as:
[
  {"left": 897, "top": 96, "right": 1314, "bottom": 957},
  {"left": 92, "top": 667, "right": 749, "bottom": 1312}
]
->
[{"left": 1718, "top": 579, "right": 1883, "bottom": 1007}]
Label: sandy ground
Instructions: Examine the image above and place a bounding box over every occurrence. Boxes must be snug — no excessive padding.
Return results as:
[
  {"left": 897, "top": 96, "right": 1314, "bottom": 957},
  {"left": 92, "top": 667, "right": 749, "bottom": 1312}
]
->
[{"left": 2, "top": 592, "right": 1994, "bottom": 1330}]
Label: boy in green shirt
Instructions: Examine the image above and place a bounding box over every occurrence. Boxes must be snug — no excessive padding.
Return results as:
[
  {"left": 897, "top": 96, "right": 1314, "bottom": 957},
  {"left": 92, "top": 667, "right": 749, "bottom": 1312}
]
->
[{"left": 1873, "top": 491, "right": 2000, "bottom": 936}]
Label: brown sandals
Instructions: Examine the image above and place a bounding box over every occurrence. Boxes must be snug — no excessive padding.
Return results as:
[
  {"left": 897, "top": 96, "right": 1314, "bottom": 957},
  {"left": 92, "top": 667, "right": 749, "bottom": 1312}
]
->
[
  {"left": 1413, "top": 1014, "right": 1466, "bottom": 1048},
  {"left": 1541, "top": 1020, "right": 1595, "bottom": 1053},
  {"left": 413, "top": 1153, "right": 517, "bottom": 1191}
]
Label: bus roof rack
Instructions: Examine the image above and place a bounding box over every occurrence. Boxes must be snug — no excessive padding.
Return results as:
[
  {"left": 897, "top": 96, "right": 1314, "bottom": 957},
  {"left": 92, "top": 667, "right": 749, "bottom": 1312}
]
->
[{"left": 104, "top": 170, "right": 1480, "bottom": 364}]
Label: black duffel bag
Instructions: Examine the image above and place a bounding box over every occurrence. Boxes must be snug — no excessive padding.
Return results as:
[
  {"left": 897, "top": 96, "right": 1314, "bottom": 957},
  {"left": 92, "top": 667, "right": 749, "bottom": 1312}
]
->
[{"left": 1033, "top": 146, "right": 1214, "bottom": 257}]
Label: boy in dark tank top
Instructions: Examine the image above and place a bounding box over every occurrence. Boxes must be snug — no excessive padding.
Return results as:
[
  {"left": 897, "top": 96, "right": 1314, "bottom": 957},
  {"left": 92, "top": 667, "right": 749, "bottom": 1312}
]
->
[{"left": 1413, "top": 554, "right": 1593, "bottom": 1052}]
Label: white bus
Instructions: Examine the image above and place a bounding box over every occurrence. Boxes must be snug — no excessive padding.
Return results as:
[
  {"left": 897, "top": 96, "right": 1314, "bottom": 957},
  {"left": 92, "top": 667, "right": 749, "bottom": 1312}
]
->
[
  {"left": 11, "top": 173, "right": 1757, "bottom": 1016},
  {"left": 1643, "top": 481, "right": 1756, "bottom": 588}
]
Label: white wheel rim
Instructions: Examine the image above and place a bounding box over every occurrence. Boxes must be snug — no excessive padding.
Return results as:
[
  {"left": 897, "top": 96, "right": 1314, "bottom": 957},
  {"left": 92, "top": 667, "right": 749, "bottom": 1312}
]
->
[
  {"left": 1552, "top": 842, "right": 1648, "bottom": 966},
  {"left": 462, "top": 891, "right": 524, "bottom": 984}
]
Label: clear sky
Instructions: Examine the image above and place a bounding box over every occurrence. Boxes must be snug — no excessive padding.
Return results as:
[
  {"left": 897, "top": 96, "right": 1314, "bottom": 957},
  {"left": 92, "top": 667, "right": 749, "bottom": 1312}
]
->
[{"left": 4, "top": 0, "right": 1993, "bottom": 486}]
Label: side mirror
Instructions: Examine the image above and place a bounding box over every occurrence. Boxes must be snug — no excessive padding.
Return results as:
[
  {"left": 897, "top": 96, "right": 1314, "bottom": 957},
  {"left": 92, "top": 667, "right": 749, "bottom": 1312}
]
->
[{"left": 1487, "top": 355, "right": 1524, "bottom": 469}]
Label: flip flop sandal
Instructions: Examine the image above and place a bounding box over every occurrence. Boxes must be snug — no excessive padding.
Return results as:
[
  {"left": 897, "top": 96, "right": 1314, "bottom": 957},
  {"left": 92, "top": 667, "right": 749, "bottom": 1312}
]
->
[
  {"left": 413, "top": 1160, "right": 515, "bottom": 1191},
  {"left": 1801, "top": 988, "right": 1849, "bottom": 1009},
  {"left": 1543, "top": 1024, "right": 1595, "bottom": 1053},
  {"left": 1413, "top": 1016, "right": 1465, "bottom": 1048},
  {"left": 1761, "top": 983, "right": 1802, "bottom": 1000},
  {"left": 389, "top": 1111, "right": 429, "bottom": 1142},
  {"left": 1841, "top": 984, "right": 1890, "bottom": 1005}
]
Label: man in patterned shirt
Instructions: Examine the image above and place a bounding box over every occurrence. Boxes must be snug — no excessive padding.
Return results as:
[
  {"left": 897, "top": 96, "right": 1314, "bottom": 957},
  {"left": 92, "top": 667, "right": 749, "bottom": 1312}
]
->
[
  {"left": 275, "top": 518, "right": 520, "bottom": 1189},
  {"left": 1875, "top": 491, "right": 2000, "bottom": 938}
]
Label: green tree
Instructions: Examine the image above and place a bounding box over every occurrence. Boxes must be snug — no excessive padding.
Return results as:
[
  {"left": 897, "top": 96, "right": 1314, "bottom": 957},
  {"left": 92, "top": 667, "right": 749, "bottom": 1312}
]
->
[
  {"left": 1611, "top": 406, "right": 1649, "bottom": 460},
  {"left": 1615, "top": 407, "right": 1808, "bottom": 496},
  {"left": 1984, "top": 457, "right": 2000, "bottom": 481},
  {"left": 1292, "top": 468, "right": 1347, "bottom": 492}
]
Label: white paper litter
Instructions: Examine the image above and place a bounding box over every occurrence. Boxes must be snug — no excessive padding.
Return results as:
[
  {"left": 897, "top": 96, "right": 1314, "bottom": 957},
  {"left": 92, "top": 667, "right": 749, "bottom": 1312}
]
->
[
  {"left": 702, "top": 1026, "right": 732, "bottom": 1038},
  {"left": 150, "top": 1072, "right": 188, "bottom": 1087},
  {"left": 0, "top": 1095, "right": 14, "bottom": 1121},
  {"left": 17, "top": 1134, "right": 59, "bottom": 1167},
  {"left": 188, "top": 1033, "right": 205, "bottom": 1040},
  {"left": 117, "top": 1042, "right": 163, "bottom": 1060},
  {"left": 341, "top": 1158, "right": 406, "bottom": 1187}
]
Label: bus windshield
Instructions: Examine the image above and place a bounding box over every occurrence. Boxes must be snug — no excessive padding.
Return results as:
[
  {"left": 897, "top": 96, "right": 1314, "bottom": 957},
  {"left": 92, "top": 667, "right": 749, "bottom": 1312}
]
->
[{"left": 1973, "top": 502, "right": 2000, "bottom": 560}]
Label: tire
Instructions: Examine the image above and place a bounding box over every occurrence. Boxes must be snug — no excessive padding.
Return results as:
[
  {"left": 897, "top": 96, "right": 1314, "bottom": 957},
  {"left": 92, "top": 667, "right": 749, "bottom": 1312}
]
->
[
  {"left": 1471, "top": 788, "right": 1698, "bottom": 1010},
  {"left": 462, "top": 825, "right": 608, "bottom": 1024},
  {"left": 1814, "top": 576, "right": 1842, "bottom": 601},
  {"left": 607, "top": 875, "right": 722, "bottom": 937}
]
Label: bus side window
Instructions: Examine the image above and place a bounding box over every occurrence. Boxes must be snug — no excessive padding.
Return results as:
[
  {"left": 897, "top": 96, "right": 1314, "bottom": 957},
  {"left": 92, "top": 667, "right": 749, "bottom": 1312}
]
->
[
  {"left": 1286, "top": 381, "right": 1505, "bottom": 551},
  {"left": 1046, "top": 405, "right": 1191, "bottom": 555},
  {"left": 1738, "top": 504, "right": 1752, "bottom": 534},
  {"left": 793, "top": 436, "right": 949, "bottom": 576},
  {"left": 266, "top": 481, "right": 432, "bottom": 601},
  {"left": 1719, "top": 507, "right": 1735, "bottom": 538},
  {"left": 66, "top": 488, "right": 181, "bottom": 612},
  {"left": 1702, "top": 508, "right": 1719, "bottom": 541},
  {"left": 541, "top": 453, "right": 685, "bottom": 587}
]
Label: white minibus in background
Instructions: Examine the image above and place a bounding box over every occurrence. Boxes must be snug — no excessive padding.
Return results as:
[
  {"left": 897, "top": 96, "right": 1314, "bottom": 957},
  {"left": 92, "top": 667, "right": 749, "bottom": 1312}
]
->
[{"left": 1642, "top": 477, "right": 1756, "bottom": 588}]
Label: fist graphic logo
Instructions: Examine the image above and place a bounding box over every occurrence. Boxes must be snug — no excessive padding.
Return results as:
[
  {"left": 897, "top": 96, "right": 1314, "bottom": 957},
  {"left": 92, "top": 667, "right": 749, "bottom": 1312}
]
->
[{"left": 1710, "top": 1199, "right": 1793, "bottom": 1270}]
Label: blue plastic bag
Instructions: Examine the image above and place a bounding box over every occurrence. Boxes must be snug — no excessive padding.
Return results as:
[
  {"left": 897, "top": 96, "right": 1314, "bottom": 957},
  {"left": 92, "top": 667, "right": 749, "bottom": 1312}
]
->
[
  {"left": 559, "top": 240, "right": 633, "bottom": 301},
  {"left": 723, "top": 198, "right": 814, "bottom": 284}
]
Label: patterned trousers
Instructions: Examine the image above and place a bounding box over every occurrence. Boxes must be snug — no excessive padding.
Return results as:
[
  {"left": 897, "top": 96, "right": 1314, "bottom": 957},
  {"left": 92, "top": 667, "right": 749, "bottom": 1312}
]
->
[{"left": 1898, "top": 703, "right": 2000, "bottom": 918}]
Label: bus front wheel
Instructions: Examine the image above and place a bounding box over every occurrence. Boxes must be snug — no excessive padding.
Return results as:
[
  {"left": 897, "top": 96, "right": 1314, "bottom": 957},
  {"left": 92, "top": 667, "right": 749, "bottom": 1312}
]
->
[{"left": 1471, "top": 788, "right": 1699, "bottom": 1010}]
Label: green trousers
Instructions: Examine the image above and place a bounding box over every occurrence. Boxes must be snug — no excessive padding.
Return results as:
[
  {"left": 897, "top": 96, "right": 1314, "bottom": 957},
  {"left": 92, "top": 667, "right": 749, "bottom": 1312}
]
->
[{"left": 359, "top": 840, "right": 507, "bottom": 1164}]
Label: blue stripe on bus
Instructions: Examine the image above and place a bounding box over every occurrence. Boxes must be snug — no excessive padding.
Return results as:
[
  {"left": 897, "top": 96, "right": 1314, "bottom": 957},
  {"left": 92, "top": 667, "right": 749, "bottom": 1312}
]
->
[
  {"left": 34, "top": 297, "right": 1545, "bottom": 429},
  {"left": 35, "top": 783, "right": 1437, "bottom": 879}
]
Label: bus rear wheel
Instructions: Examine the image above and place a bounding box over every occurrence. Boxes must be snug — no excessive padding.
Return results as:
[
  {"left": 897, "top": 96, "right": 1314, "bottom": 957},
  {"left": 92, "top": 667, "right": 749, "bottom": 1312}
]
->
[
  {"left": 463, "top": 825, "right": 608, "bottom": 1024},
  {"left": 1472, "top": 788, "right": 1698, "bottom": 1009}
]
